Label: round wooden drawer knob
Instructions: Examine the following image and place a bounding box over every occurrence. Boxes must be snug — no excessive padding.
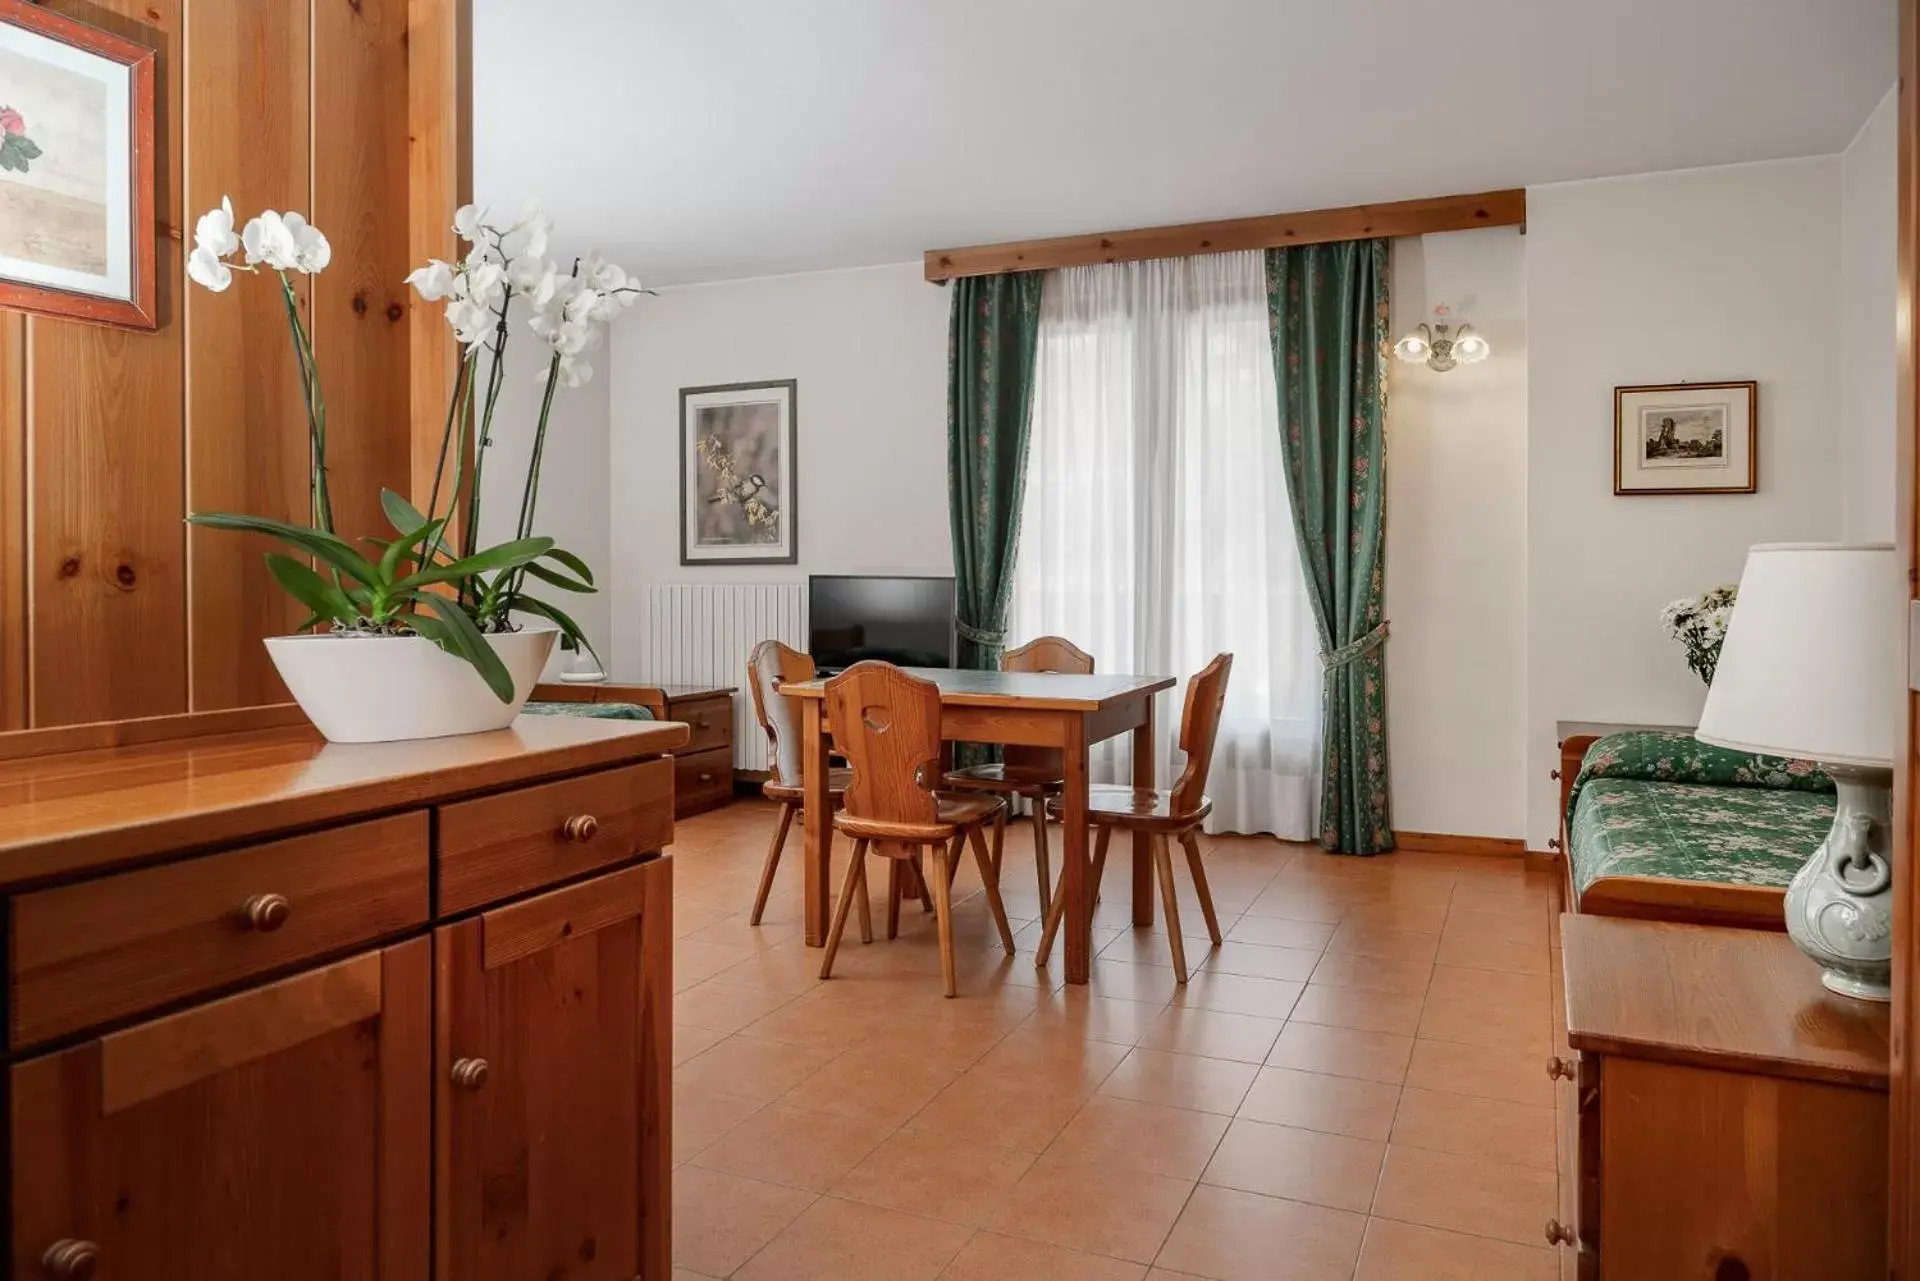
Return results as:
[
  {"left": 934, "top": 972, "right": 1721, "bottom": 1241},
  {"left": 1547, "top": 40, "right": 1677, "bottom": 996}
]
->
[
  {"left": 562, "top": 814, "right": 599, "bottom": 843},
  {"left": 1544, "top": 1219, "right": 1576, "bottom": 1247},
  {"left": 1546, "top": 1056, "right": 1576, "bottom": 1081},
  {"left": 41, "top": 1240, "right": 99, "bottom": 1280},
  {"left": 450, "top": 1057, "right": 490, "bottom": 1090},
  {"left": 240, "top": 893, "right": 292, "bottom": 932}
]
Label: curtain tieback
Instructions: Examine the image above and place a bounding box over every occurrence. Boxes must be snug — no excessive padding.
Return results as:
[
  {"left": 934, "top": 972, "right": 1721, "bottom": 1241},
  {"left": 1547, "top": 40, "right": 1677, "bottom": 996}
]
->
[
  {"left": 956, "top": 619, "right": 1005, "bottom": 646},
  {"left": 1320, "top": 621, "right": 1389, "bottom": 670}
]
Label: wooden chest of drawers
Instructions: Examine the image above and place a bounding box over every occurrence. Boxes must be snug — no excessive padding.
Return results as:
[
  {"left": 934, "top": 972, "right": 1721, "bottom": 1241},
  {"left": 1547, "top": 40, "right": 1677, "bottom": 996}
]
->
[
  {"left": 532, "top": 680, "right": 737, "bottom": 818},
  {"left": 0, "top": 706, "right": 685, "bottom": 1281},
  {"left": 1553, "top": 914, "right": 1890, "bottom": 1280}
]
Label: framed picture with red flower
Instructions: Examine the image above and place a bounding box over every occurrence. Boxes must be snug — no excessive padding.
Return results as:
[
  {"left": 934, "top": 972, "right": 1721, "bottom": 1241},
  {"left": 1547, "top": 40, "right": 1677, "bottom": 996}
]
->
[{"left": 0, "top": 0, "right": 156, "bottom": 330}]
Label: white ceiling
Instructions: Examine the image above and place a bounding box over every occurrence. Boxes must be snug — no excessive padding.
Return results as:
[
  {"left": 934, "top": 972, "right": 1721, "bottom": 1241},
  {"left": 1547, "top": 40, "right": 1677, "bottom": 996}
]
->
[{"left": 474, "top": 0, "right": 1895, "bottom": 286}]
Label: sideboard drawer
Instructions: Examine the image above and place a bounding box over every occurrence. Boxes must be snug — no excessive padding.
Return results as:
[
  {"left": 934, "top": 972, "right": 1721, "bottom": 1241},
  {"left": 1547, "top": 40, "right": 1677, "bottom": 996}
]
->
[
  {"left": 673, "top": 695, "right": 733, "bottom": 755},
  {"left": 674, "top": 745, "right": 735, "bottom": 815},
  {"left": 10, "top": 811, "right": 430, "bottom": 1047},
  {"left": 437, "top": 758, "right": 674, "bottom": 914}
]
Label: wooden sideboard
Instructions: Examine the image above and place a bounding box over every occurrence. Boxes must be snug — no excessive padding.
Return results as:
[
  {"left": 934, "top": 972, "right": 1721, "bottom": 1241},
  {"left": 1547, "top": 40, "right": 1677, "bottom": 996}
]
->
[
  {"left": 1554, "top": 914, "right": 1890, "bottom": 1280},
  {"left": 0, "top": 704, "right": 685, "bottom": 1280},
  {"left": 534, "top": 682, "right": 736, "bottom": 818}
]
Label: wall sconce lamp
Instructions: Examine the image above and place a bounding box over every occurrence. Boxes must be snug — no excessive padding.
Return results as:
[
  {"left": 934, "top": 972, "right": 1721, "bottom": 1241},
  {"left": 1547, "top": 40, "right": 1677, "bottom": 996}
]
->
[{"left": 1393, "top": 304, "right": 1490, "bottom": 372}]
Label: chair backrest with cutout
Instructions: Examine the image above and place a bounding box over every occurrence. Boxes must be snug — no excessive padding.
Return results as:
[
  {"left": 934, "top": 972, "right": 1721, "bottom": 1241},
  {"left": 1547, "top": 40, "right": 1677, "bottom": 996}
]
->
[
  {"left": 747, "top": 639, "right": 815, "bottom": 787},
  {"left": 823, "top": 661, "right": 942, "bottom": 826},
  {"left": 1170, "top": 653, "right": 1233, "bottom": 816},
  {"left": 1002, "top": 636, "right": 1094, "bottom": 773}
]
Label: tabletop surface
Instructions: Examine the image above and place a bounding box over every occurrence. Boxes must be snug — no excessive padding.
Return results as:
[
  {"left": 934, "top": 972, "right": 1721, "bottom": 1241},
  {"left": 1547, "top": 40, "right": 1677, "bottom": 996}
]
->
[
  {"left": 779, "top": 667, "right": 1177, "bottom": 711},
  {"left": 0, "top": 714, "right": 688, "bottom": 888},
  {"left": 1561, "top": 914, "right": 1889, "bottom": 1090}
]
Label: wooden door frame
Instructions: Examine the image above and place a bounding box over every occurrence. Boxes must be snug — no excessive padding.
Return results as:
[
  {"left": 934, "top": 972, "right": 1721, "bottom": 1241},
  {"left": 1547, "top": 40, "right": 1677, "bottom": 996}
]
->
[{"left": 1895, "top": 0, "right": 1919, "bottom": 1271}]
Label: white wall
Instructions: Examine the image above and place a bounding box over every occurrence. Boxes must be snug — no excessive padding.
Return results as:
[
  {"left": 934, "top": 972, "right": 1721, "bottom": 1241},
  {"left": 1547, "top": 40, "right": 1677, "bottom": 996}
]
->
[
  {"left": 1386, "top": 229, "right": 1529, "bottom": 840},
  {"left": 607, "top": 262, "right": 951, "bottom": 677},
  {"left": 1841, "top": 86, "right": 1899, "bottom": 543},
  {"left": 1524, "top": 157, "right": 1844, "bottom": 848}
]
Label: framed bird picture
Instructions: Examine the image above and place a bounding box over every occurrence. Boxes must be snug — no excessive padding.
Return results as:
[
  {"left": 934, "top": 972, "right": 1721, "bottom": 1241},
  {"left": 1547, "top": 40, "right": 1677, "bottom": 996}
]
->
[{"left": 680, "top": 379, "right": 798, "bottom": 565}]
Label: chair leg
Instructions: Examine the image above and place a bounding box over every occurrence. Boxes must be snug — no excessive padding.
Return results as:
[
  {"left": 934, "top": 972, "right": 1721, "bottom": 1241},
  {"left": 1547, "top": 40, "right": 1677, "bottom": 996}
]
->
[
  {"left": 887, "top": 855, "right": 903, "bottom": 940},
  {"left": 1153, "top": 834, "right": 1189, "bottom": 983},
  {"left": 855, "top": 848, "right": 873, "bottom": 945},
  {"left": 966, "top": 823, "right": 1017, "bottom": 954},
  {"left": 931, "top": 842, "right": 958, "bottom": 998},
  {"left": 820, "top": 837, "right": 869, "bottom": 979},
  {"left": 1036, "top": 823, "right": 1107, "bottom": 968},
  {"left": 749, "top": 801, "right": 796, "bottom": 926},
  {"left": 1031, "top": 801, "right": 1052, "bottom": 913},
  {"left": 990, "top": 805, "right": 1007, "bottom": 881},
  {"left": 1179, "top": 830, "right": 1224, "bottom": 946},
  {"left": 1089, "top": 823, "right": 1111, "bottom": 903},
  {"left": 916, "top": 851, "right": 935, "bottom": 913}
]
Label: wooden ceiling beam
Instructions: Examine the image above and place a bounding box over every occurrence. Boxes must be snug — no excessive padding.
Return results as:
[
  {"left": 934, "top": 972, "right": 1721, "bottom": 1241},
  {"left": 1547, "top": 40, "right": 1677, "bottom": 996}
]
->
[{"left": 923, "top": 188, "right": 1526, "bottom": 282}]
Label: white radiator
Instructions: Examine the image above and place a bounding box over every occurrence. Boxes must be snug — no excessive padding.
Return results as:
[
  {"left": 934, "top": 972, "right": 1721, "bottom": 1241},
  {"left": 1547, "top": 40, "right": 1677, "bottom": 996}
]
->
[{"left": 630, "top": 582, "right": 806, "bottom": 771}]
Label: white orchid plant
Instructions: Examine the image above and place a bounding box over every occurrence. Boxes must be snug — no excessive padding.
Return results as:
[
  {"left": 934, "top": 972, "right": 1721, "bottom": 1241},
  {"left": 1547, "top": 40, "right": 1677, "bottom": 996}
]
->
[{"left": 184, "top": 199, "right": 641, "bottom": 701}]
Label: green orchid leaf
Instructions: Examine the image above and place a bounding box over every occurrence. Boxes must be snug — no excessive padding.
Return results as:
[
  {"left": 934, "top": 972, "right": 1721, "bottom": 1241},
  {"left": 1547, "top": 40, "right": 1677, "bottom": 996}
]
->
[
  {"left": 265, "top": 553, "right": 358, "bottom": 621},
  {"left": 521, "top": 560, "right": 596, "bottom": 594},
  {"left": 188, "top": 511, "right": 380, "bottom": 586},
  {"left": 380, "top": 488, "right": 431, "bottom": 538},
  {"left": 415, "top": 593, "right": 516, "bottom": 702},
  {"left": 510, "top": 592, "right": 599, "bottom": 662},
  {"left": 376, "top": 516, "right": 448, "bottom": 584},
  {"left": 541, "top": 547, "right": 594, "bottom": 587},
  {"left": 393, "top": 536, "right": 555, "bottom": 592}
]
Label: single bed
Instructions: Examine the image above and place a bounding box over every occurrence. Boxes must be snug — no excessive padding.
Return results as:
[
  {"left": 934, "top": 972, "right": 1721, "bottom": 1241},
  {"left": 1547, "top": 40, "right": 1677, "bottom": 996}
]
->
[{"left": 1557, "top": 729, "right": 1834, "bottom": 931}]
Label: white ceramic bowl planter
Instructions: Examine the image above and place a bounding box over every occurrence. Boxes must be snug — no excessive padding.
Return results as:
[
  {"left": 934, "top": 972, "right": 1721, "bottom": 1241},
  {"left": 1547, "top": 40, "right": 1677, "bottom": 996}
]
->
[{"left": 267, "top": 625, "right": 558, "bottom": 743}]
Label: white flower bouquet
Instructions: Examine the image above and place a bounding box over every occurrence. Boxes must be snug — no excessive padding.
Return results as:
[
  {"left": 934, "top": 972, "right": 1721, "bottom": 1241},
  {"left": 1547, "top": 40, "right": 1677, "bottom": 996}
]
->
[
  {"left": 182, "top": 198, "right": 642, "bottom": 700},
  {"left": 1658, "top": 584, "right": 1738, "bottom": 687}
]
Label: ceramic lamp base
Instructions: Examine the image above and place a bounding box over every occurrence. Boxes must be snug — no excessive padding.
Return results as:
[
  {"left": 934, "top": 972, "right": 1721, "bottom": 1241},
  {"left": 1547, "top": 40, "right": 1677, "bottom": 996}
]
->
[{"left": 1783, "top": 765, "right": 1894, "bottom": 1003}]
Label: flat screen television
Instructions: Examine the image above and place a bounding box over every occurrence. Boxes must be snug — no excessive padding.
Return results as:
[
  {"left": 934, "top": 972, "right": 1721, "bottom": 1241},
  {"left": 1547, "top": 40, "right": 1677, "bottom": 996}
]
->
[{"left": 808, "top": 575, "right": 956, "bottom": 672}]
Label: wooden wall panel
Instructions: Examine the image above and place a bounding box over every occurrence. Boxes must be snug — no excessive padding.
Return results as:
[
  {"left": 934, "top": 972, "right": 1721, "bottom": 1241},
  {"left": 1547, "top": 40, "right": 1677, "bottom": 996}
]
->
[
  {"left": 313, "top": 0, "right": 411, "bottom": 554},
  {"left": 0, "top": 0, "right": 462, "bottom": 730},
  {"left": 0, "top": 312, "right": 23, "bottom": 731},
  {"left": 183, "top": 0, "right": 312, "bottom": 711},
  {"left": 406, "top": 0, "right": 471, "bottom": 526},
  {"left": 28, "top": 0, "right": 187, "bottom": 727}
]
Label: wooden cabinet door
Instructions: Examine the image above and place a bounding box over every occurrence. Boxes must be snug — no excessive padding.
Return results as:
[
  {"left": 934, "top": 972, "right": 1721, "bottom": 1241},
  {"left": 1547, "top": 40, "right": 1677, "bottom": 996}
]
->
[
  {"left": 436, "top": 857, "right": 672, "bottom": 1281},
  {"left": 11, "top": 939, "right": 431, "bottom": 1281}
]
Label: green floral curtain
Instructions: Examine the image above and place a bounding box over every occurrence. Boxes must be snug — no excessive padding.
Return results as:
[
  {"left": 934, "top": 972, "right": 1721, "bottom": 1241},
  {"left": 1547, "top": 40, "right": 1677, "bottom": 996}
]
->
[
  {"left": 947, "top": 272, "right": 1044, "bottom": 672},
  {"left": 1265, "top": 241, "right": 1393, "bottom": 855}
]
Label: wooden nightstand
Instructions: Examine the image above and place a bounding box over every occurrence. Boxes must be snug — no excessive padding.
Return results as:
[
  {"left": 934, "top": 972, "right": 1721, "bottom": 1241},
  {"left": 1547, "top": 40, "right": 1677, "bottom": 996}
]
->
[
  {"left": 531, "top": 681, "right": 737, "bottom": 818},
  {"left": 1554, "top": 914, "right": 1889, "bottom": 1279}
]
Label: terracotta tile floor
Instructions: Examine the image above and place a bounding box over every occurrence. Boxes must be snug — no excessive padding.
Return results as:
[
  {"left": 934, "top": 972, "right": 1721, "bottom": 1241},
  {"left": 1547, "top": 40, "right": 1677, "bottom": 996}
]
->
[{"left": 668, "top": 799, "right": 1561, "bottom": 1281}]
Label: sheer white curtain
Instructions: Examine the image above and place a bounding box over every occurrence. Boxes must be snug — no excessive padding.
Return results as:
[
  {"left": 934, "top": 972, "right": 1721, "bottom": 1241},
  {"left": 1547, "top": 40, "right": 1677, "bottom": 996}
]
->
[{"left": 1007, "top": 250, "right": 1322, "bottom": 837}]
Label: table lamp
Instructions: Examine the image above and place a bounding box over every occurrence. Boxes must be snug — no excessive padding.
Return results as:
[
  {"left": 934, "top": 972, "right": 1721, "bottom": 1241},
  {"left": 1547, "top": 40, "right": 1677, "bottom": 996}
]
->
[{"left": 1696, "top": 543, "right": 1902, "bottom": 1001}]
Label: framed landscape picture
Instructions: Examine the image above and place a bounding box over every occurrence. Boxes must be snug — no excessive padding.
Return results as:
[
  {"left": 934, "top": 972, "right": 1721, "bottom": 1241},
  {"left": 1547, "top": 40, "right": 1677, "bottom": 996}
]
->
[
  {"left": 680, "top": 379, "right": 797, "bottom": 565},
  {"left": 1614, "top": 380, "right": 1757, "bottom": 496},
  {"left": 0, "top": 0, "right": 156, "bottom": 330}
]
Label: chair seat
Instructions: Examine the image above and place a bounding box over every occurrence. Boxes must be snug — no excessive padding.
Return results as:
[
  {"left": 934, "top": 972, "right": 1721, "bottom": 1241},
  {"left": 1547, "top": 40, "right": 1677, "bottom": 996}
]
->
[
  {"left": 941, "top": 762, "right": 1065, "bottom": 796},
  {"left": 763, "top": 768, "right": 853, "bottom": 804},
  {"left": 836, "top": 791, "right": 1006, "bottom": 843},
  {"left": 1046, "top": 784, "right": 1211, "bottom": 832}
]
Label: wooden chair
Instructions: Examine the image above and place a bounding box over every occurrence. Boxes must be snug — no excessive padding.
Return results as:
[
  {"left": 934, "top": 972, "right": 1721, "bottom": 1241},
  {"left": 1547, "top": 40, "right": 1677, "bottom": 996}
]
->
[
  {"left": 941, "top": 636, "right": 1095, "bottom": 908},
  {"left": 820, "top": 662, "right": 1018, "bottom": 996},
  {"left": 1036, "top": 653, "right": 1233, "bottom": 983},
  {"left": 745, "top": 640, "right": 856, "bottom": 926}
]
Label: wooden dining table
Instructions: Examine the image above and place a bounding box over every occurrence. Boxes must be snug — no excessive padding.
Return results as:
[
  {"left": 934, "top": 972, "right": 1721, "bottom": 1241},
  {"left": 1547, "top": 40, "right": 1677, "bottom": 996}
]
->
[{"left": 779, "top": 668, "right": 1176, "bottom": 985}]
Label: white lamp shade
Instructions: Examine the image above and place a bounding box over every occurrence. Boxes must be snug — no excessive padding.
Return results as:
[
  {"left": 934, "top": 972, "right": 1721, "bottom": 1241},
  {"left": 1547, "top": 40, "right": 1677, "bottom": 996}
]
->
[{"left": 1696, "top": 543, "right": 1902, "bottom": 768}]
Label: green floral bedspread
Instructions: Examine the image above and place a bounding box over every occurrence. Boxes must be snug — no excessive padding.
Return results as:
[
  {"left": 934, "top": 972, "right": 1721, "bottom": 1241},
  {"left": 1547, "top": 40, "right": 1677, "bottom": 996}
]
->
[{"left": 1566, "top": 731, "right": 1833, "bottom": 894}]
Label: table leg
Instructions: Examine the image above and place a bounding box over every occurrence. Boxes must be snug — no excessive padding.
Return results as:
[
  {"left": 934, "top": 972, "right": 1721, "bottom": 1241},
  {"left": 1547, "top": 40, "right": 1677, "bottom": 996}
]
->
[
  {"left": 1132, "top": 695, "right": 1156, "bottom": 928},
  {"left": 802, "top": 697, "right": 831, "bottom": 947},
  {"left": 1062, "top": 716, "right": 1091, "bottom": 985}
]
